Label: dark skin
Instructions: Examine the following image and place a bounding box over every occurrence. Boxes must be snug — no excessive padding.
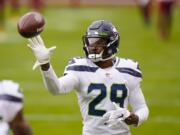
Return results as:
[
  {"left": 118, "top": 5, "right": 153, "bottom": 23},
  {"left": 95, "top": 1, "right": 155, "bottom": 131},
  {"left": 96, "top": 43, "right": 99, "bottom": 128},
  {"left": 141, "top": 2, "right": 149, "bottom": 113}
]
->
[
  {"left": 40, "top": 40, "right": 139, "bottom": 125},
  {"left": 9, "top": 109, "right": 33, "bottom": 135}
]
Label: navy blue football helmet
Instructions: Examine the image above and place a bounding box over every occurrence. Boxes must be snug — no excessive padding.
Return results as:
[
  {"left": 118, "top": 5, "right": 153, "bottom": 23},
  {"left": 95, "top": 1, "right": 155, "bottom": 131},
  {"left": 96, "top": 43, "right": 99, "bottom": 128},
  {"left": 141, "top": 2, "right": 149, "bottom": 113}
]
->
[{"left": 83, "top": 20, "right": 120, "bottom": 62}]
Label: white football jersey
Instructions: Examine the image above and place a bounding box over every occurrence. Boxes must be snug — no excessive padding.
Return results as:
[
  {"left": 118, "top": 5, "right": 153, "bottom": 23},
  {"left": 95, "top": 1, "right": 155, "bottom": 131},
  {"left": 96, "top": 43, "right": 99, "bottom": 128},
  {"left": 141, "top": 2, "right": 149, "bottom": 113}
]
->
[
  {"left": 0, "top": 123, "right": 9, "bottom": 135},
  {"left": 0, "top": 80, "right": 23, "bottom": 135},
  {"left": 42, "top": 57, "right": 148, "bottom": 135},
  {"left": 64, "top": 57, "right": 146, "bottom": 135}
]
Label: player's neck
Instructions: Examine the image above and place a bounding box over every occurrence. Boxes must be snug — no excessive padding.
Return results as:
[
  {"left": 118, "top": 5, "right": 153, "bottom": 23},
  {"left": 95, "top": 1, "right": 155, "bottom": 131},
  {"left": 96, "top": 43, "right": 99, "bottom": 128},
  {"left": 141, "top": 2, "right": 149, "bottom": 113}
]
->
[{"left": 94, "top": 59, "right": 113, "bottom": 69}]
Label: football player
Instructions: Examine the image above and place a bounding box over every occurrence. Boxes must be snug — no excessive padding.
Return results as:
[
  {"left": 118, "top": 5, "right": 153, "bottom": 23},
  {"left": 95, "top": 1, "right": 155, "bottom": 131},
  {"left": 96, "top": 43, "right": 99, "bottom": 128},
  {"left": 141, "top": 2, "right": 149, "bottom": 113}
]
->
[
  {"left": 136, "top": 0, "right": 152, "bottom": 26},
  {"left": 0, "top": 0, "right": 5, "bottom": 30},
  {"left": 10, "top": 0, "right": 20, "bottom": 17},
  {"left": 0, "top": 0, "right": 20, "bottom": 30},
  {"left": 0, "top": 80, "right": 33, "bottom": 135},
  {"left": 29, "top": 0, "right": 44, "bottom": 12},
  {"left": 28, "top": 20, "right": 149, "bottom": 135},
  {"left": 157, "top": 0, "right": 175, "bottom": 39}
]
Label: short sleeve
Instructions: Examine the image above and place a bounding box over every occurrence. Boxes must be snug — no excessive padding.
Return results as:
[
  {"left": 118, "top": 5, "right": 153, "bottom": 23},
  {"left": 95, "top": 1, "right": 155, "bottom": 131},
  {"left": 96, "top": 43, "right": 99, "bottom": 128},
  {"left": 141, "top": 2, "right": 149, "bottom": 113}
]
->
[{"left": 0, "top": 80, "right": 23, "bottom": 122}]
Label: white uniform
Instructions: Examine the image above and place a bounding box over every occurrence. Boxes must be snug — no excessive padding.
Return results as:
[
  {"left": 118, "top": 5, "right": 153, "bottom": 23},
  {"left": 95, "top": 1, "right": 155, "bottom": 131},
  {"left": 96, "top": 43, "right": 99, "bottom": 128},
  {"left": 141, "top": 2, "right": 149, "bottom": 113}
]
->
[
  {"left": 41, "top": 57, "right": 149, "bottom": 135},
  {"left": 0, "top": 80, "right": 23, "bottom": 135}
]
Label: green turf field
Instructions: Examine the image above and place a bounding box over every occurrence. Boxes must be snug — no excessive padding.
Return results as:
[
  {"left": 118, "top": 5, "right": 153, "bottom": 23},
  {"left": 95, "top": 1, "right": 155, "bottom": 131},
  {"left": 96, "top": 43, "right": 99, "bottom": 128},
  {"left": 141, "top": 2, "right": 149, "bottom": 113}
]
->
[{"left": 0, "top": 6, "right": 180, "bottom": 135}]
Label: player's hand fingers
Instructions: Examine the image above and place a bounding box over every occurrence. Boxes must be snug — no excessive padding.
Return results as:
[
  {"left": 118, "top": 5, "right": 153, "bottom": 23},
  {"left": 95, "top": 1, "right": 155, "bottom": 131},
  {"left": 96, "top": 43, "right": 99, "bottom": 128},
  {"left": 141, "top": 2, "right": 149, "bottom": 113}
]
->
[
  {"left": 48, "top": 46, "right": 56, "bottom": 54},
  {"left": 105, "top": 118, "right": 117, "bottom": 127},
  {"left": 28, "top": 39, "right": 35, "bottom": 47},
  {"left": 34, "top": 36, "right": 41, "bottom": 45},
  {"left": 27, "top": 44, "right": 36, "bottom": 52},
  {"left": 117, "top": 117, "right": 124, "bottom": 121},
  {"left": 31, "top": 37, "right": 39, "bottom": 46},
  {"left": 108, "top": 121, "right": 118, "bottom": 128},
  {"left": 27, "top": 44, "right": 32, "bottom": 49},
  {"left": 106, "top": 117, "right": 124, "bottom": 127},
  {"left": 27, "top": 41, "right": 35, "bottom": 49},
  {"left": 103, "top": 111, "right": 111, "bottom": 119},
  {"left": 104, "top": 119, "right": 114, "bottom": 126},
  {"left": 36, "top": 35, "right": 44, "bottom": 45}
]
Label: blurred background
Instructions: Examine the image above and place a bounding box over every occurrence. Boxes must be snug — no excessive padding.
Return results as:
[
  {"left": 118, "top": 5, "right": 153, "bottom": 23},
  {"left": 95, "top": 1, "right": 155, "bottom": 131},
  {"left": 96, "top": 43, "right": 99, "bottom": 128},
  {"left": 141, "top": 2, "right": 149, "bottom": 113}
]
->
[{"left": 0, "top": 0, "right": 180, "bottom": 135}]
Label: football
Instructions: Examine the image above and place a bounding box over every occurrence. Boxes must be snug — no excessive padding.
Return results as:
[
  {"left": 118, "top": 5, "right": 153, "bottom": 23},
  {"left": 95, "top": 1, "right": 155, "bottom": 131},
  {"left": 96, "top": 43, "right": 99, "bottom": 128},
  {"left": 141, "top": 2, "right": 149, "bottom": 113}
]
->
[{"left": 17, "top": 11, "right": 45, "bottom": 38}]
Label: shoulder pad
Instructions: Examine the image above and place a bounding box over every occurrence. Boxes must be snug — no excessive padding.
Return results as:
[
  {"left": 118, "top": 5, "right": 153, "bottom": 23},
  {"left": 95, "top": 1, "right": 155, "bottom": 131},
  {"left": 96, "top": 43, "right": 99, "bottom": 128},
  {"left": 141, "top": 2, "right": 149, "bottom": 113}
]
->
[
  {"left": 64, "top": 57, "right": 98, "bottom": 74},
  {"left": 116, "top": 58, "right": 142, "bottom": 78},
  {"left": 67, "top": 57, "right": 88, "bottom": 66},
  {"left": 118, "top": 58, "right": 140, "bottom": 70},
  {"left": 0, "top": 80, "right": 23, "bottom": 99}
]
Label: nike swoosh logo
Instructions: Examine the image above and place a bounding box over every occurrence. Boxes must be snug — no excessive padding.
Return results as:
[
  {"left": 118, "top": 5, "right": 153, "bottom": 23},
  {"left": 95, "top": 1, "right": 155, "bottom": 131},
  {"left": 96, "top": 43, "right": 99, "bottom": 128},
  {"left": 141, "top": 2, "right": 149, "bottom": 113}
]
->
[{"left": 118, "top": 114, "right": 124, "bottom": 118}]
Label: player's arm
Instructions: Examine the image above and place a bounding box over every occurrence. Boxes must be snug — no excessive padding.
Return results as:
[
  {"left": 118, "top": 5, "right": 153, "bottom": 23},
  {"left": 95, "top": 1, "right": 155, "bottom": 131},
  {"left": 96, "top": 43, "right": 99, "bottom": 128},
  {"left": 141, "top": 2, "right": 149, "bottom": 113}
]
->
[
  {"left": 103, "top": 85, "right": 148, "bottom": 127},
  {"left": 41, "top": 63, "right": 50, "bottom": 71},
  {"left": 40, "top": 63, "right": 79, "bottom": 95},
  {"left": 9, "top": 109, "right": 33, "bottom": 135},
  {"left": 128, "top": 84, "right": 149, "bottom": 126},
  {"left": 123, "top": 61, "right": 148, "bottom": 126}
]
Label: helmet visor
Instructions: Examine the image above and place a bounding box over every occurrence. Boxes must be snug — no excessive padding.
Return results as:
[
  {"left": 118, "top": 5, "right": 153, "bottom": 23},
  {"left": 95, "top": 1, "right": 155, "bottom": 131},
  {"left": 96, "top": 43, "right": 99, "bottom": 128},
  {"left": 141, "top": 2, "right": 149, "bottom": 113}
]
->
[{"left": 85, "top": 37, "right": 108, "bottom": 47}]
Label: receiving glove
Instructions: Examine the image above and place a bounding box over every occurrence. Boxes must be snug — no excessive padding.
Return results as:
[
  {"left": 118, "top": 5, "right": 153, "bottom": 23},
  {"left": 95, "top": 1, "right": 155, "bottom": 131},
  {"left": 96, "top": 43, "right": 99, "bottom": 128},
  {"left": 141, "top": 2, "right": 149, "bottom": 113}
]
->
[
  {"left": 27, "top": 35, "right": 56, "bottom": 70},
  {"left": 103, "top": 102, "right": 130, "bottom": 128}
]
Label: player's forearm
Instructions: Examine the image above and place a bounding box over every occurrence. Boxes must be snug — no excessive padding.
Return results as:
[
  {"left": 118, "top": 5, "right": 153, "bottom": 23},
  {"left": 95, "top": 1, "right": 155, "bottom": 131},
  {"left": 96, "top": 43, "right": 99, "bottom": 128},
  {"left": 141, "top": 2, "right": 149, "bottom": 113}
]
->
[
  {"left": 127, "top": 105, "right": 149, "bottom": 127},
  {"left": 41, "top": 63, "right": 50, "bottom": 71},
  {"left": 40, "top": 64, "right": 77, "bottom": 95},
  {"left": 129, "top": 85, "right": 149, "bottom": 126},
  {"left": 134, "top": 105, "right": 149, "bottom": 126},
  {"left": 40, "top": 64, "right": 63, "bottom": 95}
]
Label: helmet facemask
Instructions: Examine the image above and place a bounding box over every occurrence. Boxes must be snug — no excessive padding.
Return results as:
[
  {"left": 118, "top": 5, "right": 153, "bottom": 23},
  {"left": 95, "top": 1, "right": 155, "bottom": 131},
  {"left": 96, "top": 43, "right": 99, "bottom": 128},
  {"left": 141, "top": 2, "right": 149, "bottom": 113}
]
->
[{"left": 83, "top": 37, "right": 106, "bottom": 62}]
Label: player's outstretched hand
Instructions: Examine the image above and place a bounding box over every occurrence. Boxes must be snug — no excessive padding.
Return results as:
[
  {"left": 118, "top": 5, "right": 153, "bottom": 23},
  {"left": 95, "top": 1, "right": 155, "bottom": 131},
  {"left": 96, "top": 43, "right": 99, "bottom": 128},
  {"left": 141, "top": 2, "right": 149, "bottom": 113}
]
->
[
  {"left": 103, "top": 102, "right": 130, "bottom": 128},
  {"left": 27, "top": 35, "right": 56, "bottom": 70}
]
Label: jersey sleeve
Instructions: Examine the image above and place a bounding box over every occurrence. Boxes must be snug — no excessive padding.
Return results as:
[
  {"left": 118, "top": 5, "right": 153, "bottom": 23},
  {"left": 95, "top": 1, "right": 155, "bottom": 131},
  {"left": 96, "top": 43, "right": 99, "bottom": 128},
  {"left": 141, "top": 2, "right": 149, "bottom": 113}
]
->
[
  {"left": 117, "top": 58, "right": 148, "bottom": 126},
  {"left": 1, "top": 100, "right": 23, "bottom": 122},
  {"left": 41, "top": 63, "right": 79, "bottom": 95},
  {"left": 63, "top": 57, "right": 82, "bottom": 75},
  {"left": 128, "top": 84, "right": 149, "bottom": 126},
  {"left": 117, "top": 58, "right": 142, "bottom": 89},
  {"left": 0, "top": 80, "right": 23, "bottom": 122}
]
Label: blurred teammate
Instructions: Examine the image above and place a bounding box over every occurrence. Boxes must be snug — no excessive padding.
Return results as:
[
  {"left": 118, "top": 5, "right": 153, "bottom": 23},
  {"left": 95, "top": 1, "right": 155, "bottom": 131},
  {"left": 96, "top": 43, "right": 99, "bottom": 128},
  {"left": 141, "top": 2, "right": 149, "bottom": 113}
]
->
[
  {"left": 0, "top": 0, "right": 20, "bottom": 30},
  {"left": 0, "top": 0, "right": 5, "bottom": 30},
  {"left": 10, "top": 0, "right": 20, "bottom": 16},
  {"left": 29, "top": 0, "right": 44, "bottom": 12},
  {"left": 136, "top": 0, "right": 152, "bottom": 26},
  {"left": 27, "top": 20, "right": 149, "bottom": 135},
  {"left": 157, "top": 0, "right": 175, "bottom": 39},
  {"left": 0, "top": 80, "right": 33, "bottom": 135}
]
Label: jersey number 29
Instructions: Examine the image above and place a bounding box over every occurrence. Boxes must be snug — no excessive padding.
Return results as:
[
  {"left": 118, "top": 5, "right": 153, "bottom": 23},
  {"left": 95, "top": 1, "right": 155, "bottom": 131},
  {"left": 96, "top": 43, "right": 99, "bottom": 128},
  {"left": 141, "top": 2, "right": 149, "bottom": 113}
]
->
[{"left": 88, "top": 83, "right": 127, "bottom": 116}]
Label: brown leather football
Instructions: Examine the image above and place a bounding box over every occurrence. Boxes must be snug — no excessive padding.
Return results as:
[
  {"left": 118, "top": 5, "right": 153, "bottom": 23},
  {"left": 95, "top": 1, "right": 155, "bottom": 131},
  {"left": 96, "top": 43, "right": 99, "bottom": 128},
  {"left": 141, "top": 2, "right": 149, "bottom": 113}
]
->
[{"left": 17, "top": 11, "right": 45, "bottom": 38}]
